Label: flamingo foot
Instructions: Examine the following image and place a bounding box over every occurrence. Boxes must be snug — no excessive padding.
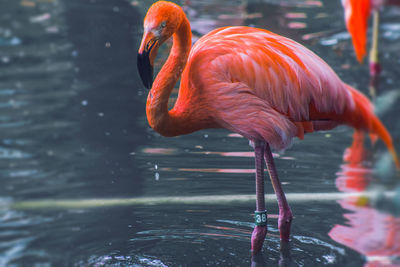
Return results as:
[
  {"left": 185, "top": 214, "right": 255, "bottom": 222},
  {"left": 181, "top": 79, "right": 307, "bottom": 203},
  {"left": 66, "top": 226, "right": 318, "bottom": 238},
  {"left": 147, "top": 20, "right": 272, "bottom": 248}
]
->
[
  {"left": 278, "top": 212, "right": 293, "bottom": 242},
  {"left": 251, "top": 225, "right": 267, "bottom": 253}
]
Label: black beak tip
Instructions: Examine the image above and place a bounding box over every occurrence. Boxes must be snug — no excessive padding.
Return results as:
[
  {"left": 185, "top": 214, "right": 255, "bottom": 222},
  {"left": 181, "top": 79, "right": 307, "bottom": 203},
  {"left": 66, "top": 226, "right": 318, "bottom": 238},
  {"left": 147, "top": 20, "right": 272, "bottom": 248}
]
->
[{"left": 137, "top": 52, "right": 154, "bottom": 90}]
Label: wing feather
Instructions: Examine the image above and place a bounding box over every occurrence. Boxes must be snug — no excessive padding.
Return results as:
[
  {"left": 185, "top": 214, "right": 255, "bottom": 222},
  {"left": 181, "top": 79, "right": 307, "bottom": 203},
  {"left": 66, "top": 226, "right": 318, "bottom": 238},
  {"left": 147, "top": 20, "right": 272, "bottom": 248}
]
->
[
  {"left": 177, "top": 26, "right": 353, "bottom": 146},
  {"left": 186, "top": 26, "right": 353, "bottom": 122}
]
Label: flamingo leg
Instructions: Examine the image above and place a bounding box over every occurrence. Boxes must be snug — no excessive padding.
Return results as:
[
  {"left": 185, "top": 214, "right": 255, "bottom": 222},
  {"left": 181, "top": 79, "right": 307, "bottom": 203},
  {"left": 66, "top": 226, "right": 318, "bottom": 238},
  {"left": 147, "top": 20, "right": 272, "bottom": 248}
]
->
[
  {"left": 264, "top": 143, "right": 293, "bottom": 242},
  {"left": 369, "top": 10, "right": 381, "bottom": 99},
  {"left": 251, "top": 141, "right": 267, "bottom": 253}
]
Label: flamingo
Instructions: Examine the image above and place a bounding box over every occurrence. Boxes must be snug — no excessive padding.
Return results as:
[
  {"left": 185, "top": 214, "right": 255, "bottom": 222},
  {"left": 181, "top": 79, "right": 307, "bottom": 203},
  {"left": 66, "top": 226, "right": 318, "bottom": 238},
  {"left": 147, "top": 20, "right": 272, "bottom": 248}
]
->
[
  {"left": 137, "top": 1, "right": 399, "bottom": 253},
  {"left": 341, "top": 0, "right": 400, "bottom": 96}
]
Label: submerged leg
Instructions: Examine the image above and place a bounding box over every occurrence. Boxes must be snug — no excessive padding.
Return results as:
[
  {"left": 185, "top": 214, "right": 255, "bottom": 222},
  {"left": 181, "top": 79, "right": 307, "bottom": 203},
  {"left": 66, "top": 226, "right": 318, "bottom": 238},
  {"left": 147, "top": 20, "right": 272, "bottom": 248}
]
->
[
  {"left": 251, "top": 140, "right": 267, "bottom": 253},
  {"left": 264, "top": 143, "right": 293, "bottom": 242}
]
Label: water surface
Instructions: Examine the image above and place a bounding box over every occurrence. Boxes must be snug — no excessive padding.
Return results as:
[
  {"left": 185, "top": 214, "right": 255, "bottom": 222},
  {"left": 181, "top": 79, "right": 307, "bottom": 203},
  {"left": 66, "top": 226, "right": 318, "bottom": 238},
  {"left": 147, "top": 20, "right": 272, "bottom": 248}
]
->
[{"left": 1, "top": 0, "right": 400, "bottom": 266}]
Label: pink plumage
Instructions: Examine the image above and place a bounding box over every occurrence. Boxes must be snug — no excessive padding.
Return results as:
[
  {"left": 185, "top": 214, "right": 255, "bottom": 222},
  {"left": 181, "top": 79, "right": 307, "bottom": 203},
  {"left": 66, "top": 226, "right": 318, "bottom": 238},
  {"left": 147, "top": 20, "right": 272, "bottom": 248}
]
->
[{"left": 179, "top": 26, "right": 354, "bottom": 149}]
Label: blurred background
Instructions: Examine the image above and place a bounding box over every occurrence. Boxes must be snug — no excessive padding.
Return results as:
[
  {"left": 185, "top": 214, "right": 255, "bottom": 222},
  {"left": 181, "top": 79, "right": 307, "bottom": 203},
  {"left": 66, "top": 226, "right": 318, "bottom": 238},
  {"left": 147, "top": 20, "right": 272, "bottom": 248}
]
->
[{"left": 0, "top": 0, "right": 399, "bottom": 266}]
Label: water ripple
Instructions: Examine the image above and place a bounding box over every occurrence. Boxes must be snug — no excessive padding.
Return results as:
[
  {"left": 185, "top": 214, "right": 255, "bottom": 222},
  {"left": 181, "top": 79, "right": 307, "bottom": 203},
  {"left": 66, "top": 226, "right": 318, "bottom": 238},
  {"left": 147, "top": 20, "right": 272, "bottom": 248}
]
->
[
  {"left": 0, "top": 237, "right": 35, "bottom": 267},
  {"left": 382, "top": 23, "right": 400, "bottom": 40},
  {"left": 0, "top": 120, "right": 32, "bottom": 128},
  {"left": 0, "top": 204, "right": 53, "bottom": 266},
  {"left": 0, "top": 100, "right": 27, "bottom": 109},
  {"left": 0, "top": 147, "right": 31, "bottom": 159},
  {"left": 0, "top": 89, "right": 16, "bottom": 96},
  {"left": 9, "top": 169, "right": 38, "bottom": 178},
  {"left": 293, "top": 235, "right": 345, "bottom": 255},
  {"left": 319, "top": 32, "right": 350, "bottom": 46},
  {"left": 0, "top": 37, "right": 22, "bottom": 46},
  {"left": 79, "top": 255, "right": 169, "bottom": 267}
]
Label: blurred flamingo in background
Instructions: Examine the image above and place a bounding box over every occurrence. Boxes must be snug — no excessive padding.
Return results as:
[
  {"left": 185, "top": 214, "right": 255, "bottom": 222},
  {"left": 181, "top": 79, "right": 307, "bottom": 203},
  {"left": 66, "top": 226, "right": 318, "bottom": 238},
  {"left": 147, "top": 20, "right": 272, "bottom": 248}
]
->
[
  {"left": 137, "top": 1, "right": 399, "bottom": 253},
  {"left": 341, "top": 0, "right": 400, "bottom": 97}
]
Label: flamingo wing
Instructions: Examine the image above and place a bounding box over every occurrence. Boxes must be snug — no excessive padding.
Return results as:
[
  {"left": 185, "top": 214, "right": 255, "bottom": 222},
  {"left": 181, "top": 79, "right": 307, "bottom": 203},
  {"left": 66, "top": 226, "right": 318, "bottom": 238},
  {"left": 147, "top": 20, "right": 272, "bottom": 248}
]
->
[{"left": 176, "top": 26, "right": 354, "bottom": 149}]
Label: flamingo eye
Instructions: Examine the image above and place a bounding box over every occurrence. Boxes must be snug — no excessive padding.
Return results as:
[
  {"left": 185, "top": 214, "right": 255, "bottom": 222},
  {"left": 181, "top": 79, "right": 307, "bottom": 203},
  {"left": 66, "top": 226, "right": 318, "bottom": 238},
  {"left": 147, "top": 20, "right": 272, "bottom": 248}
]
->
[{"left": 160, "top": 21, "right": 166, "bottom": 29}]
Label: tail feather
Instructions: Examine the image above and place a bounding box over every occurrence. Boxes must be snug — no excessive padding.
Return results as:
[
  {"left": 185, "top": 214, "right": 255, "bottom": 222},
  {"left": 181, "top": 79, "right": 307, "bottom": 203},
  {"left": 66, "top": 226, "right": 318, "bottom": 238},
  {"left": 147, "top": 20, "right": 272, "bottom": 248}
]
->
[
  {"left": 370, "top": 112, "right": 400, "bottom": 169},
  {"left": 346, "top": 86, "right": 400, "bottom": 169}
]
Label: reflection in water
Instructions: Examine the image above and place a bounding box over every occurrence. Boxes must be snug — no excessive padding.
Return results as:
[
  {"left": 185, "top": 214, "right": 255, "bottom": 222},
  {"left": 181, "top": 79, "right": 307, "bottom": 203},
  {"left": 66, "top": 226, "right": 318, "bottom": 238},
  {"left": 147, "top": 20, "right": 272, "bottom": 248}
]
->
[
  {"left": 142, "top": 147, "right": 178, "bottom": 155},
  {"left": 329, "top": 132, "right": 400, "bottom": 266},
  {"left": 192, "top": 151, "right": 281, "bottom": 158},
  {"left": 177, "top": 168, "right": 257, "bottom": 174},
  {"left": 204, "top": 224, "right": 252, "bottom": 236}
]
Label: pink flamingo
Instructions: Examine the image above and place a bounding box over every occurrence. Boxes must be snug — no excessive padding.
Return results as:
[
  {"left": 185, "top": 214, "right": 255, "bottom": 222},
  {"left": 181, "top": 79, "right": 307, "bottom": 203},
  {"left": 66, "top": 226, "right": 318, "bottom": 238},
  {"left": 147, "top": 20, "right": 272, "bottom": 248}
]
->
[{"left": 137, "top": 1, "right": 399, "bottom": 253}]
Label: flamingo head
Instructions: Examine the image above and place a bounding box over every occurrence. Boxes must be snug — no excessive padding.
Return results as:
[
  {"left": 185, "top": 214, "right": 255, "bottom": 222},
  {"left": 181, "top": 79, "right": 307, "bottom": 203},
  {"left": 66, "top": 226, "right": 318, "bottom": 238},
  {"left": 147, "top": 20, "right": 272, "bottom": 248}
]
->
[{"left": 137, "top": 1, "right": 183, "bottom": 89}]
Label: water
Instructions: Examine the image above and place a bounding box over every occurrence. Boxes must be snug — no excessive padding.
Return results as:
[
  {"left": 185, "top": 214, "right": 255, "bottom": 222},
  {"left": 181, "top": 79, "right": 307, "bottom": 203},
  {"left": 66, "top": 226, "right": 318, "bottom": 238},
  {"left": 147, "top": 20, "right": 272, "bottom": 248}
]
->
[{"left": 1, "top": 0, "right": 400, "bottom": 266}]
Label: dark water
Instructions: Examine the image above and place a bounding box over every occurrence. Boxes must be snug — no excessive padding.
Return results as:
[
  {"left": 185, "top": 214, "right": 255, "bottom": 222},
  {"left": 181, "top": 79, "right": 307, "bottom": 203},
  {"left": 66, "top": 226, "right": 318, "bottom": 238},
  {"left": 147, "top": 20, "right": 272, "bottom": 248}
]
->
[{"left": 1, "top": 0, "right": 400, "bottom": 266}]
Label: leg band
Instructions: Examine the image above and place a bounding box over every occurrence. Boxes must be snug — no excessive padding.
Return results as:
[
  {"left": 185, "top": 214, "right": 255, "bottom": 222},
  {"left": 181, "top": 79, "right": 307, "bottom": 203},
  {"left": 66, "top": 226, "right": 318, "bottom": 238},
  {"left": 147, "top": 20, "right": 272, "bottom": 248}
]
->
[{"left": 254, "top": 210, "right": 267, "bottom": 226}]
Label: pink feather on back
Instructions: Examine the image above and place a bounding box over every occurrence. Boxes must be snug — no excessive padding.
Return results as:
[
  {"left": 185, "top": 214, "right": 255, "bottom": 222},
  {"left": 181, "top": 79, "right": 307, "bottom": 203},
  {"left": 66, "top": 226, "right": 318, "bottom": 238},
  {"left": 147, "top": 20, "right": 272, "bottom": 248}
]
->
[{"left": 175, "top": 26, "right": 353, "bottom": 149}]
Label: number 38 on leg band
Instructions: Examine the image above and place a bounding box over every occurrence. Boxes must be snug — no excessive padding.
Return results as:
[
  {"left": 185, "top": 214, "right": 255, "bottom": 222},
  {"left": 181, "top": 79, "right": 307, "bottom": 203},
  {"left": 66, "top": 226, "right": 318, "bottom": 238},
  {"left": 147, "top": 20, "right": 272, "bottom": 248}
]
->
[{"left": 254, "top": 210, "right": 267, "bottom": 226}]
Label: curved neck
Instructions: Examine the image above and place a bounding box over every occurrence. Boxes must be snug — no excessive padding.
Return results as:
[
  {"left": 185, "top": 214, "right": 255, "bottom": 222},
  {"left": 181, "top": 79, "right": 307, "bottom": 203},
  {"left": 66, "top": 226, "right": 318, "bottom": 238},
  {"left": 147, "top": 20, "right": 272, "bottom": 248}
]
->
[{"left": 146, "top": 15, "right": 192, "bottom": 136}]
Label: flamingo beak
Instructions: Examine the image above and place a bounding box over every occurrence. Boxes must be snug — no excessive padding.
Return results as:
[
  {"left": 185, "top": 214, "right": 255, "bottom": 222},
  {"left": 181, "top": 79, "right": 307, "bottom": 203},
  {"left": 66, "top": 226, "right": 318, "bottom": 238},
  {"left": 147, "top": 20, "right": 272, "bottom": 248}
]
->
[{"left": 137, "top": 32, "right": 158, "bottom": 89}]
